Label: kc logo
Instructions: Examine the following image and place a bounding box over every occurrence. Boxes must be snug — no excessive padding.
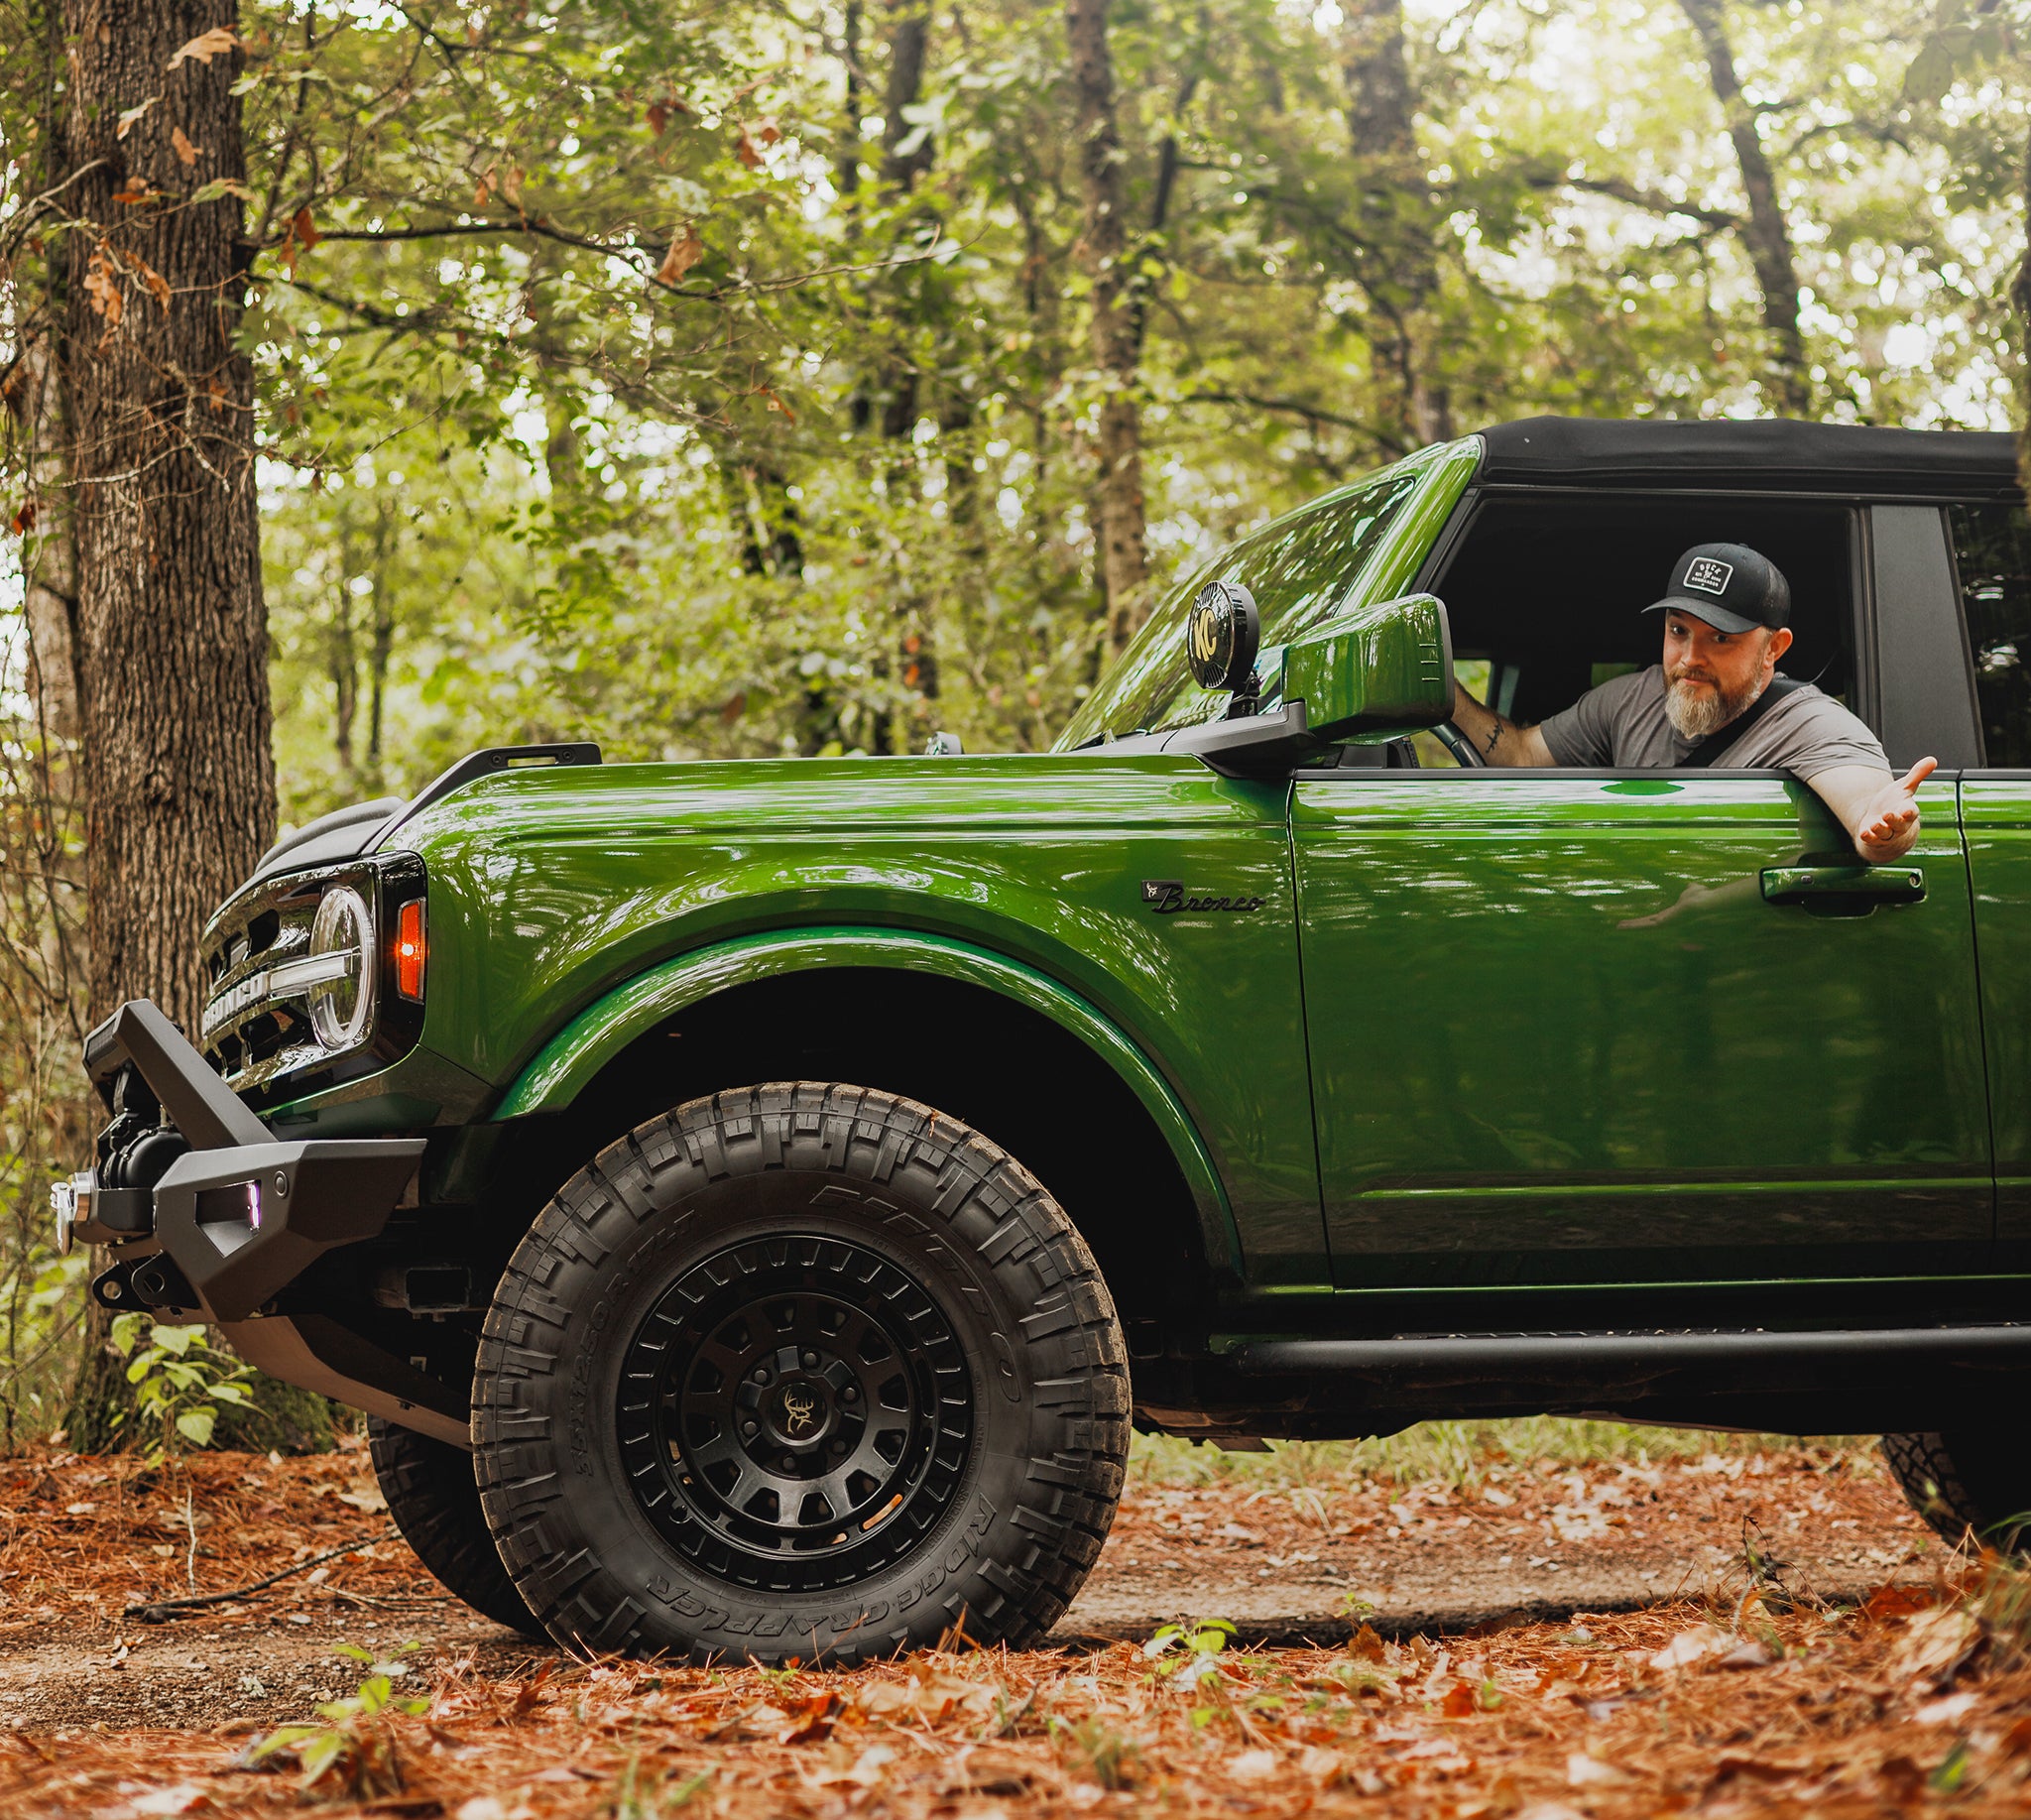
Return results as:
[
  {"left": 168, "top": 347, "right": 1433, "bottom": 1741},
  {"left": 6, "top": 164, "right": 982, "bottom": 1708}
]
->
[{"left": 1683, "top": 556, "right": 1734, "bottom": 596}]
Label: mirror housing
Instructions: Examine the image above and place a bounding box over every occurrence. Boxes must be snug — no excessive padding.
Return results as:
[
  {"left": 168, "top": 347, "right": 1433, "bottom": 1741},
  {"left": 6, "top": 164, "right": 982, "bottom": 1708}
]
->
[{"left": 1280, "top": 593, "right": 1453, "bottom": 743}]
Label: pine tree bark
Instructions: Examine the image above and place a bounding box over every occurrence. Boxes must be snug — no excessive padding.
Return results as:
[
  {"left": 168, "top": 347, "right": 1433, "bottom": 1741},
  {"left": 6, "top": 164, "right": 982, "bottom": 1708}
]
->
[
  {"left": 1678, "top": 0, "right": 1811, "bottom": 417},
  {"left": 58, "top": 0, "right": 277, "bottom": 1450},
  {"left": 1066, "top": 0, "right": 1149, "bottom": 660}
]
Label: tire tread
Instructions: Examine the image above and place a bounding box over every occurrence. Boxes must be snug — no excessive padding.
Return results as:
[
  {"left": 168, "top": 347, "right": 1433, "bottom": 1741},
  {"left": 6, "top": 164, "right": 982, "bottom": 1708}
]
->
[
  {"left": 367, "top": 1416, "right": 546, "bottom": 1638},
  {"left": 473, "top": 1082, "right": 1130, "bottom": 1661}
]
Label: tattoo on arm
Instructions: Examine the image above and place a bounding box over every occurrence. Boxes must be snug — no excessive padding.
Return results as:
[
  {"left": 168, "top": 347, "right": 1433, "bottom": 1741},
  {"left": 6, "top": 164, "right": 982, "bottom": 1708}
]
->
[{"left": 1483, "top": 723, "right": 1501, "bottom": 755}]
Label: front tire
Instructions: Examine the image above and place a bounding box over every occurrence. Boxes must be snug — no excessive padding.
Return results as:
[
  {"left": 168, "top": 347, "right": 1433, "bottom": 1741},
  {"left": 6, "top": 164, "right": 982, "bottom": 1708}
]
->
[
  {"left": 1883, "top": 1430, "right": 2031, "bottom": 1551},
  {"left": 472, "top": 1083, "right": 1130, "bottom": 1662},
  {"left": 367, "top": 1417, "right": 547, "bottom": 1637}
]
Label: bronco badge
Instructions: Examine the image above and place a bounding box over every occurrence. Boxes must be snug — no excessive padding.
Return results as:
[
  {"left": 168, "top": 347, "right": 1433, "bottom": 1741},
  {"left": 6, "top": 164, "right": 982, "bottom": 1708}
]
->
[{"left": 1142, "top": 880, "right": 1265, "bottom": 915}]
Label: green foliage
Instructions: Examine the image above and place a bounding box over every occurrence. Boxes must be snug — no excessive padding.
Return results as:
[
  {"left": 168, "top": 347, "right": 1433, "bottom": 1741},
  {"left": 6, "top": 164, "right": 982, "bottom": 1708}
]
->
[
  {"left": 212, "top": 0, "right": 2031, "bottom": 834},
  {"left": 608, "top": 1761, "right": 713, "bottom": 1819},
  {"left": 248, "top": 1644, "right": 431, "bottom": 1802},
  {"left": 1051, "top": 1714, "right": 1145, "bottom": 1788},
  {"left": 107, "top": 1314, "right": 255, "bottom": 1463}
]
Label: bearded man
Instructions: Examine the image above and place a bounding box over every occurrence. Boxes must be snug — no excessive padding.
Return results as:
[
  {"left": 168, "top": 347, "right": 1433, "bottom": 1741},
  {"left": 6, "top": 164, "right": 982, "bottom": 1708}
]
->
[{"left": 1447, "top": 542, "right": 1936, "bottom": 864}]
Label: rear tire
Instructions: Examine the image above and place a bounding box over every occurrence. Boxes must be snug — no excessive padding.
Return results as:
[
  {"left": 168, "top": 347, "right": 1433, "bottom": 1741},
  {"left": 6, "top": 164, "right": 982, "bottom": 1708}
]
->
[
  {"left": 472, "top": 1082, "right": 1130, "bottom": 1663},
  {"left": 367, "top": 1417, "right": 546, "bottom": 1637},
  {"left": 1883, "top": 1430, "right": 2031, "bottom": 1551}
]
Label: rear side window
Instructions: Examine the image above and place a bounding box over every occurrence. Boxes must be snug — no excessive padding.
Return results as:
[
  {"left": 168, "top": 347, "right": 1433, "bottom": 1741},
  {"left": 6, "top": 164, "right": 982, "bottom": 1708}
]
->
[{"left": 1949, "top": 502, "right": 2031, "bottom": 766}]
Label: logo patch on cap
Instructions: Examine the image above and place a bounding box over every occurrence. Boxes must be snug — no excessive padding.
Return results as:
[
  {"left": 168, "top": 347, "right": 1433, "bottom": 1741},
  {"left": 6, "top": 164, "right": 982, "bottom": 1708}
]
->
[{"left": 1683, "top": 556, "right": 1734, "bottom": 596}]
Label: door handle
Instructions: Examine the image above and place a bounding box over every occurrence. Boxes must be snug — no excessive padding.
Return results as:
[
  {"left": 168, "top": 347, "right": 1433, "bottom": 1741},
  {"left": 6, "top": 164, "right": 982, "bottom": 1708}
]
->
[{"left": 1759, "top": 864, "right": 1925, "bottom": 908}]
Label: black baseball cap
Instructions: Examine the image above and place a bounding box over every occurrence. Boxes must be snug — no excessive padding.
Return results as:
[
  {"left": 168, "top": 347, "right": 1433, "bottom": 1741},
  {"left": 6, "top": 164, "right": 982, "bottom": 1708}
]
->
[{"left": 1642, "top": 542, "right": 1791, "bottom": 634}]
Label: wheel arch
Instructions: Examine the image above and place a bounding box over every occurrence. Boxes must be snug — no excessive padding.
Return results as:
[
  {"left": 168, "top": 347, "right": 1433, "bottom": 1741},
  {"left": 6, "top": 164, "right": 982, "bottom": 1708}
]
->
[{"left": 483, "top": 928, "right": 1242, "bottom": 1332}]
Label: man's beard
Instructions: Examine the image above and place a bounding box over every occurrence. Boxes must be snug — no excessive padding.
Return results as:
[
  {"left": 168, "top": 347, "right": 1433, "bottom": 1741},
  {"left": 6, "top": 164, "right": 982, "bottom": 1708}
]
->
[{"left": 1665, "top": 668, "right": 1766, "bottom": 740}]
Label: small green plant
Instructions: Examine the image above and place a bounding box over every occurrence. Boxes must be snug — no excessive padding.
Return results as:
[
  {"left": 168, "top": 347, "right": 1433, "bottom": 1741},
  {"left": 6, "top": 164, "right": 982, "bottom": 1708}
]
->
[
  {"left": 1142, "top": 1615, "right": 1236, "bottom": 1690},
  {"left": 609, "top": 1759, "right": 712, "bottom": 1818},
  {"left": 1971, "top": 1547, "right": 2031, "bottom": 1670},
  {"left": 108, "top": 1312, "right": 253, "bottom": 1460},
  {"left": 1050, "top": 1716, "right": 1142, "bottom": 1789},
  {"left": 248, "top": 1644, "right": 429, "bottom": 1801}
]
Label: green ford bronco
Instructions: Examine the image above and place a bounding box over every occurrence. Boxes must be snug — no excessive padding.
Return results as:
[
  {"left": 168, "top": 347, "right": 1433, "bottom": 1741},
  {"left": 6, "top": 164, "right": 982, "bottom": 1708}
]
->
[{"left": 58, "top": 415, "right": 2031, "bottom": 1659}]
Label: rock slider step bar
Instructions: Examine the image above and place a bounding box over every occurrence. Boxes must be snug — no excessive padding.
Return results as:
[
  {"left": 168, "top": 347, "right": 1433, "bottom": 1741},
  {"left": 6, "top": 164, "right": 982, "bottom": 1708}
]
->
[{"left": 1231, "top": 1325, "right": 2031, "bottom": 1375}]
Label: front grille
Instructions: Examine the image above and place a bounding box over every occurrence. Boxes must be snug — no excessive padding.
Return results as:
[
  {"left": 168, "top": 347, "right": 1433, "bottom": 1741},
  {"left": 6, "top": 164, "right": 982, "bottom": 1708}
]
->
[{"left": 199, "top": 854, "right": 425, "bottom": 1108}]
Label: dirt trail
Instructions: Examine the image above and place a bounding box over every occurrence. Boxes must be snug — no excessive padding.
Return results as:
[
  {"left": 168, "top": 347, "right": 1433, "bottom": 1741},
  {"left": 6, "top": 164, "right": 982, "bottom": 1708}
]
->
[{"left": 0, "top": 1442, "right": 1930, "bottom": 1732}]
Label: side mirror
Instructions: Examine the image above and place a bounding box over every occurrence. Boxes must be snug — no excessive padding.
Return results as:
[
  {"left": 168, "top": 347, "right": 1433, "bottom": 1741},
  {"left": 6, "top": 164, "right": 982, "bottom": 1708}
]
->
[
  {"left": 1169, "top": 589, "right": 1455, "bottom": 778},
  {"left": 1280, "top": 593, "right": 1454, "bottom": 742}
]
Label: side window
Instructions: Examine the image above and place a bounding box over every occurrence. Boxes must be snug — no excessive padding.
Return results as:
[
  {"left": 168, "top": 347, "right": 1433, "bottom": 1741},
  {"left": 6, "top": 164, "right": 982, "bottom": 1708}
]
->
[
  {"left": 1949, "top": 502, "right": 2031, "bottom": 767},
  {"left": 1055, "top": 465, "right": 1422, "bottom": 746}
]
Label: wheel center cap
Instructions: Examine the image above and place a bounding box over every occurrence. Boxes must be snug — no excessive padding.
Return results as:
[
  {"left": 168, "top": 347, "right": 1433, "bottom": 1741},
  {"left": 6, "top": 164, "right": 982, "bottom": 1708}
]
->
[{"left": 765, "top": 1377, "right": 831, "bottom": 1444}]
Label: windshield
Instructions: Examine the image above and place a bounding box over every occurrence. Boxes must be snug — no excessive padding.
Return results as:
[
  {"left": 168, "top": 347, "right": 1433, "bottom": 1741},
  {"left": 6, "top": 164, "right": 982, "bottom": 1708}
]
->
[{"left": 1054, "top": 460, "right": 1429, "bottom": 749}]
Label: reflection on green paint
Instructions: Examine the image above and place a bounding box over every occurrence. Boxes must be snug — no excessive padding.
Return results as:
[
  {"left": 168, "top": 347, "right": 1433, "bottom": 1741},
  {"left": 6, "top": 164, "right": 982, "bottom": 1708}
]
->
[{"left": 1603, "top": 779, "right": 1683, "bottom": 795}]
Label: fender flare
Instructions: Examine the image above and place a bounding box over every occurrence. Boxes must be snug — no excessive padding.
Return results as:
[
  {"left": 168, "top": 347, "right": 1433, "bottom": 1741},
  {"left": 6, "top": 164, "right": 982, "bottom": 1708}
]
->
[{"left": 492, "top": 925, "right": 1239, "bottom": 1276}]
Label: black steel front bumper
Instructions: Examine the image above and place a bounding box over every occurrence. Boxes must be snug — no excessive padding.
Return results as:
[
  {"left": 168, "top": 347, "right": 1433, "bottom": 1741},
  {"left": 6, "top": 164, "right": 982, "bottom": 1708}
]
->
[{"left": 61, "top": 1000, "right": 468, "bottom": 1446}]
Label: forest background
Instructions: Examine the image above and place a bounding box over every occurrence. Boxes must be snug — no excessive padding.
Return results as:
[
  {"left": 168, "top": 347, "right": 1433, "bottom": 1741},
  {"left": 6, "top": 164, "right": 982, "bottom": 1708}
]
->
[{"left": 0, "top": 0, "right": 2024, "bottom": 1446}]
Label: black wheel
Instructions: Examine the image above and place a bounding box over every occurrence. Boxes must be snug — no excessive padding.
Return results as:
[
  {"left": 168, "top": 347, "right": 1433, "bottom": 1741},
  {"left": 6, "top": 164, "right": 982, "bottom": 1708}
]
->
[
  {"left": 367, "top": 1416, "right": 547, "bottom": 1638},
  {"left": 472, "top": 1083, "right": 1130, "bottom": 1663},
  {"left": 1883, "top": 1430, "right": 2031, "bottom": 1551}
]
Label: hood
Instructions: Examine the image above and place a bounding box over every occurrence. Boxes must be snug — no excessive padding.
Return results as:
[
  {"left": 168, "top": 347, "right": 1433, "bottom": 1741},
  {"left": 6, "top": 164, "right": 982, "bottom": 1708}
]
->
[{"left": 249, "top": 796, "right": 408, "bottom": 888}]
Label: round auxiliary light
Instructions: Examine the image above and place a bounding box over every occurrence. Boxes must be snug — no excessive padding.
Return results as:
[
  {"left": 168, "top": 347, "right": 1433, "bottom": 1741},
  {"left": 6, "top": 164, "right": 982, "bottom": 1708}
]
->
[
  {"left": 1185, "top": 580, "right": 1260, "bottom": 692},
  {"left": 307, "top": 884, "right": 375, "bottom": 1050}
]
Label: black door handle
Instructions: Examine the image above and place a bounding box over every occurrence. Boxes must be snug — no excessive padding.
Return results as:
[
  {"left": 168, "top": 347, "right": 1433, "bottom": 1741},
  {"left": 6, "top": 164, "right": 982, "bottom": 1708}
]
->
[{"left": 1760, "top": 864, "right": 1925, "bottom": 908}]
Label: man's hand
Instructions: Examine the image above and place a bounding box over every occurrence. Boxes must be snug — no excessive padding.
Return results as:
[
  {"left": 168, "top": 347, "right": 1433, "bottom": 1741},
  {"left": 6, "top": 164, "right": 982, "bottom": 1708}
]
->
[
  {"left": 1854, "top": 758, "right": 1938, "bottom": 860},
  {"left": 1807, "top": 758, "right": 1937, "bottom": 863}
]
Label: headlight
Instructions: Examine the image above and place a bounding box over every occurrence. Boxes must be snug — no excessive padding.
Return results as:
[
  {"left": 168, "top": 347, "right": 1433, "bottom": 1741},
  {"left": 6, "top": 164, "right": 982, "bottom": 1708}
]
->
[
  {"left": 198, "top": 855, "right": 426, "bottom": 1106},
  {"left": 306, "top": 884, "right": 376, "bottom": 1049}
]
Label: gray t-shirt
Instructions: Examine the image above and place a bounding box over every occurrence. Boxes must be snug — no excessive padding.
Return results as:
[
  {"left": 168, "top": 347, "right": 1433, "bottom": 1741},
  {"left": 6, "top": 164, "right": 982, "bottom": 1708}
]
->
[{"left": 1536, "top": 667, "right": 1889, "bottom": 778}]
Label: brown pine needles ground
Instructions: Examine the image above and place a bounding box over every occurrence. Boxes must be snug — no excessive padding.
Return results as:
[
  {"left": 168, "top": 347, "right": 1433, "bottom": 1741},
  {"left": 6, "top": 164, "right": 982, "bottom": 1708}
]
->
[{"left": 0, "top": 1428, "right": 2019, "bottom": 1817}]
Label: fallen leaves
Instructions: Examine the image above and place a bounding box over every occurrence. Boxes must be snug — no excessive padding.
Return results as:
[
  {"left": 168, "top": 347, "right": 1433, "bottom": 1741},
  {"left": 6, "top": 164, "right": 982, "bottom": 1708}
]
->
[
  {"left": 1647, "top": 1620, "right": 1735, "bottom": 1671},
  {"left": 170, "top": 126, "right": 203, "bottom": 167},
  {"left": 0, "top": 1436, "right": 2006, "bottom": 1820},
  {"left": 1889, "top": 1604, "right": 1982, "bottom": 1688}
]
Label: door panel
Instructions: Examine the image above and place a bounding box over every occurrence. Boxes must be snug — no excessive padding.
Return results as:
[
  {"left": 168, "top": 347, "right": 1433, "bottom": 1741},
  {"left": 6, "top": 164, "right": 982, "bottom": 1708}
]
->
[
  {"left": 1294, "top": 770, "right": 1989, "bottom": 1287},
  {"left": 1962, "top": 779, "right": 2031, "bottom": 1264}
]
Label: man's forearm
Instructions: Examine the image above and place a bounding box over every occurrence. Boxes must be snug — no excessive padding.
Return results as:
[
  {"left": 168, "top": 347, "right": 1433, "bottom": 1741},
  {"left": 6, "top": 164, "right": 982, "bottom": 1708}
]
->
[{"left": 1450, "top": 687, "right": 1554, "bottom": 767}]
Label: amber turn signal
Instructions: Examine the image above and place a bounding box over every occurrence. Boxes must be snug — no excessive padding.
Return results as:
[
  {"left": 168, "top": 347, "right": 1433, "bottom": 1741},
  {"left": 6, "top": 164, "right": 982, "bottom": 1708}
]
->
[{"left": 395, "top": 900, "right": 426, "bottom": 1001}]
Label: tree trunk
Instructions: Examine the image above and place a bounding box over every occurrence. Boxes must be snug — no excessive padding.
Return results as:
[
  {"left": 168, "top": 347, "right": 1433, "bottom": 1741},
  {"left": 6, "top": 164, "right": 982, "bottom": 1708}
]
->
[
  {"left": 1344, "top": 0, "right": 1450, "bottom": 446},
  {"left": 1066, "top": 0, "right": 1149, "bottom": 660},
  {"left": 58, "top": 0, "right": 277, "bottom": 1451},
  {"left": 879, "top": 0, "right": 934, "bottom": 194},
  {"left": 1678, "top": 0, "right": 1811, "bottom": 417},
  {"left": 838, "top": 0, "right": 864, "bottom": 200},
  {"left": 11, "top": 337, "right": 83, "bottom": 741},
  {"left": 366, "top": 504, "right": 396, "bottom": 787},
  {"left": 2018, "top": 124, "right": 2031, "bottom": 500}
]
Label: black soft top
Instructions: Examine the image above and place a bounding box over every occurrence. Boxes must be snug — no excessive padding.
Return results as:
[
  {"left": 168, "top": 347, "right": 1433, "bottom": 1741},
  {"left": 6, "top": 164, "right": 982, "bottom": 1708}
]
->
[{"left": 1479, "top": 415, "right": 2020, "bottom": 499}]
